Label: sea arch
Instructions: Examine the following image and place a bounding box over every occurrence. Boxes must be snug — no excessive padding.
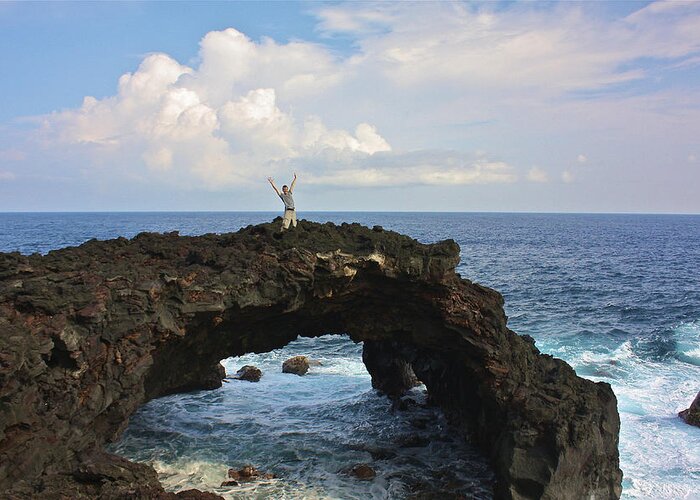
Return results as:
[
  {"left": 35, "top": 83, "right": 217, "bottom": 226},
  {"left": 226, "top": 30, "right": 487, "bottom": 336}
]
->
[{"left": 0, "top": 221, "right": 622, "bottom": 499}]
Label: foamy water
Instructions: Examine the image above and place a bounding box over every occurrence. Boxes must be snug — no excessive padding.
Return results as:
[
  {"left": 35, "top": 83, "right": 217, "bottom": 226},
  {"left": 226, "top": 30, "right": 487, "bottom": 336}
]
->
[
  {"left": 541, "top": 322, "right": 700, "bottom": 499},
  {"left": 111, "top": 336, "right": 494, "bottom": 499}
]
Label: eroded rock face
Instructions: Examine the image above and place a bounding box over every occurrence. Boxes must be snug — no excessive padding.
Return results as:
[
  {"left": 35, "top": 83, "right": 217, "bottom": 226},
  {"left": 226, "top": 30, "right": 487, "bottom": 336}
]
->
[
  {"left": 679, "top": 391, "right": 700, "bottom": 427},
  {"left": 0, "top": 220, "right": 622, "bottom": 499}
]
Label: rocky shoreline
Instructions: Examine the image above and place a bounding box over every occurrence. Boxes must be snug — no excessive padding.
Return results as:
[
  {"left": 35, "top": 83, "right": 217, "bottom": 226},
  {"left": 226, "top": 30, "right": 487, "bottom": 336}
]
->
[{"left": 0, "top": 219, "right": 623, "bottom": 498}]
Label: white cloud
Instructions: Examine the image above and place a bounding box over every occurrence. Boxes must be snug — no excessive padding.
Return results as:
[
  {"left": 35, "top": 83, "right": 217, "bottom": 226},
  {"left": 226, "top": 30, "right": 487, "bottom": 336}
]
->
[
  {"left": 298, "top": 150, "right": 516, "bottom": 187},
  {"left": 561, "top": 170, "right": 575, "bottom": 183},
  {"left": 26, "top": 2, "right": 700, "bottom": 201},
  {"left": 689, "top": 154, "right": 697, "bottom": 163},
  {"left": 313, "top": 1, "right": 700, "bottom": 93},
  {"left": 527, "top": 167, "right": 549, "bottom": 183},
  {"left": 0, "top": 171, "right": 16, "bottom": 181},
  {"left": 143, "top": 147, "right": 173, "bottom": 171},
  {"left": 38, "top": 34, "right": 392, "bottom": 189}
]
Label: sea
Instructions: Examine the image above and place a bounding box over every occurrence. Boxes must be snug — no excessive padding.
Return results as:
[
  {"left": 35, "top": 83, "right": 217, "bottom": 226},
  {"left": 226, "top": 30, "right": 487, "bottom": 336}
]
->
[{"left": 1, "top": 212, "right": 698, "bottom": 499}]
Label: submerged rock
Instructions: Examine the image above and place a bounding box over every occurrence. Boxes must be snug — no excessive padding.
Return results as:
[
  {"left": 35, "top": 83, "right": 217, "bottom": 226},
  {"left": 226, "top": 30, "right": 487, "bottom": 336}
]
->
[
  {"left": 233, "top": 365, "right": 262, "bottom": 382},
  {"left": 282, "top": 355, "right": 310, "bottom": 376},
  {"left": 348, "top": 463, "right": 376, "bottom": 480},
  {"left": 679, "top": 391, "right": 700, "bottom": 427},
  {"left": 227, "top": 465, "right": 275, "bottom": 481},
  {"left": 0, "top": 220, "right": 622, "bottom": 499},
  {"left": 176, "top": 490, "right": 226, "bottom": 499}
]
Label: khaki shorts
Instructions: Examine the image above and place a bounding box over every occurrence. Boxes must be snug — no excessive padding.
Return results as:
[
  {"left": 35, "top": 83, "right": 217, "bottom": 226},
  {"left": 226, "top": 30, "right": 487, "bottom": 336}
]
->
[{"left": 282, "top": 209, "right": 297, "bottom": 230}]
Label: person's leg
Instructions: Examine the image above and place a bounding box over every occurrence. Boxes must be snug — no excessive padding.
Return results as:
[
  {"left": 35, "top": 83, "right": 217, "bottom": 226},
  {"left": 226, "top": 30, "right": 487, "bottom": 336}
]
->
[
  {"left": 282, "top": 210, "right": 292, "bottom": 231},
  {"left": 291, "top": 211, "right": 297, "bottom": 228}
]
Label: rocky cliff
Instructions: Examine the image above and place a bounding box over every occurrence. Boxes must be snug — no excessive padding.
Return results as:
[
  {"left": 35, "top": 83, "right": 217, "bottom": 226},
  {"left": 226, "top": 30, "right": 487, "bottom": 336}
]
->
[{"left": 0, "top": 220, "right": 622, "bottom": 499}]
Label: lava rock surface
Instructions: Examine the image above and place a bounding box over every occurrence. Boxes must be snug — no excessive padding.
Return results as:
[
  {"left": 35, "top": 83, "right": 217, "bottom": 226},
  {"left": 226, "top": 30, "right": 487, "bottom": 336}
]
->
[{"left": 0, "top": 219, "right": 622, "bottom": 499}]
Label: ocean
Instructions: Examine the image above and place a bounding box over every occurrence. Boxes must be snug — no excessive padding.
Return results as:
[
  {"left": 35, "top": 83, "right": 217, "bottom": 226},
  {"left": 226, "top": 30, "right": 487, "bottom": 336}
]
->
[{"left": 1, "top": 212, "right": 698, "bottom": 499}]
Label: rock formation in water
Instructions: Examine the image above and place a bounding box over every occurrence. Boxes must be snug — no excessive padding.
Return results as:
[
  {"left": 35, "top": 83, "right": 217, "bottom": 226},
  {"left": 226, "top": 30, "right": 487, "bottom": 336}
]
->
[
  {"left": 282, "top": 355, "right": 310, "bottom": 376},
  {"left": 233, "top": 365, "right": 262, "bottom": 382},
  {"left": 679, "top": 391, "right": 700, "bottom": 427},
  {"left": 0, "top": 219, "right": 622, "bottom": 499}
]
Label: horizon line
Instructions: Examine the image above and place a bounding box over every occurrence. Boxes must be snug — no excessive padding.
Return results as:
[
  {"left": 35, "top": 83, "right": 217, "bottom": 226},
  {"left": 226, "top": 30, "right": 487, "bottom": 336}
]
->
[{"left": 1, "top": 210, "right": 699, "bottom": 216}]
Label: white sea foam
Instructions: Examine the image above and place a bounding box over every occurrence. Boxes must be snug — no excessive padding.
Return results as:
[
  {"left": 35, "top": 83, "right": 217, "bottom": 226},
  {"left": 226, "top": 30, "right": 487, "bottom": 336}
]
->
[
  {"left": 540, "top": 321, "right": 700, "bottom": 500},
  {"left": 675, "top": 321, "right": 700, "bottom": 366},
  {"left": 152, "top": 458, "right": 334, "bottom": 499}
]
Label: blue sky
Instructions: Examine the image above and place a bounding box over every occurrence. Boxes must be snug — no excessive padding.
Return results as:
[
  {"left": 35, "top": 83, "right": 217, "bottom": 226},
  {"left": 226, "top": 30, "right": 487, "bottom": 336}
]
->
[{"left": 1, "top": 1, "right": 699, "bottom": 213}]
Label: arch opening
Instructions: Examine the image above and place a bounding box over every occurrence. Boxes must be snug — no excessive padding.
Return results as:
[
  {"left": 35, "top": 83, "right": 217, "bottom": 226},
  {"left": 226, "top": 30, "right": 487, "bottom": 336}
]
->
[{"left": 110, "top": 334, "right": 495, "bottom": 499}]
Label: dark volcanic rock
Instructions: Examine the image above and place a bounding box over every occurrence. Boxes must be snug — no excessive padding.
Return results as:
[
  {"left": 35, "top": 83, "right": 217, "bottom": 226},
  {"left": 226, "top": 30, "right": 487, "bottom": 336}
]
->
[
  {"left": 282, "top": 355, "right": 310, "bottom": 375},
  {"left": 233, "top": 365, "right": 262, "bottom": 382},
  {"left": 0, "top": 219, "right": 622, "bottom": 499},
  {"left": 679, "top": 391, "right": 700, "bottom": 427},
  {"left": 363, "top": 339, "right": 421, "bottom": 396},
  {"left": 227, "top": 465, "right": 275, "bottom": 481},
  {"left": 348, "top": 463, "right": 376, "bottom": 480},
  {"left": 176, "top": 490, "right": 226, "bottom": 499}
]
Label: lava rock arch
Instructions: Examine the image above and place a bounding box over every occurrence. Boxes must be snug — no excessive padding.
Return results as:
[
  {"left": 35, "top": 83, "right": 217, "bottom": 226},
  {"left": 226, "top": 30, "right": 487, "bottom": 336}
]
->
[{"left": 0, "top": 220, "right": 622, "bottom": 499}]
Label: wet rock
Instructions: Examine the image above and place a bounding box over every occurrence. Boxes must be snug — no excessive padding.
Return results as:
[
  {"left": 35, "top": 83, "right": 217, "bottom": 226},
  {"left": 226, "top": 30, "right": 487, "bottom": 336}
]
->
[
  {"left": 392, "top": 397, "right": 419, "bottom": 412},
  {"left": 227, "top": 465, "right": 275, "bottom": 482},
  {"left": 348, "top": 463, "right": 376, "bottom": 480},
  {"left": 363, "top": 340, "right": 420, "bottom": 397},
  {"left": 233, "top": 365, "right": 262, "bottom": 382},
  {"left": 282, "top": 355, "right": 310, "bottom": 376},
  {"left": 679, "top": 391, "right": 700, "bottom": 427},
  {"left": 176, "top": 490, "right": 226, "bottom": 499},
  {"left": 219, "top": 480, "right": 239, "bottom": 487}
]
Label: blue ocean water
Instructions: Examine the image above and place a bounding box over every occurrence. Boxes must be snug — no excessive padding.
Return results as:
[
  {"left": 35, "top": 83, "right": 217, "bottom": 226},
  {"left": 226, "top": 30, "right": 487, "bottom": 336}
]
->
[{"left": 1, "top": 212, "right": 699, "bottom": 499}]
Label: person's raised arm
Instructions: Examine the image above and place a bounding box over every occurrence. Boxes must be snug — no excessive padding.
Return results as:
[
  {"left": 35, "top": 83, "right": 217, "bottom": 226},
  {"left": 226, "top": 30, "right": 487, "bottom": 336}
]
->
[
  {"left": 289, "top": 172, "right": 297, "bottom": 193},
  {"left": 267, "top": 177, "right": 281, "bottom": 196}
]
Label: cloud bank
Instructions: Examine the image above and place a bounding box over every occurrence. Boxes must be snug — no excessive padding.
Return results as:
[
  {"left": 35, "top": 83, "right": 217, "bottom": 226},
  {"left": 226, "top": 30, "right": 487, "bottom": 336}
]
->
[{"left": 8, "top": 1, "right": 700, "bottom": 211}]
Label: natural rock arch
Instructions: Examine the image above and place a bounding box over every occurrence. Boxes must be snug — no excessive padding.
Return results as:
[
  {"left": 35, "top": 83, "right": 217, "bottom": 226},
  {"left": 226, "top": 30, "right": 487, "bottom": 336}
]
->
[{"left": 0, "top": 221, "right": 622, "bottom": 499}]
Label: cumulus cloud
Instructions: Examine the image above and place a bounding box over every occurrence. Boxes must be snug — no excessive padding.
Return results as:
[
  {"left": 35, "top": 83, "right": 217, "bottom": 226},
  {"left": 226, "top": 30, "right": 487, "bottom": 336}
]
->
[
  {"left": 527, "top": 167, "right": 549, "bottom": 183},
  {"left": 39, "top": 32, "right": 391, "bottom": 189},
  {"left": 28, "top": 2, "right": 700, "bottom": 199},
  {"left": 561, "top": 170, "right": 575, "bottom": 183}
]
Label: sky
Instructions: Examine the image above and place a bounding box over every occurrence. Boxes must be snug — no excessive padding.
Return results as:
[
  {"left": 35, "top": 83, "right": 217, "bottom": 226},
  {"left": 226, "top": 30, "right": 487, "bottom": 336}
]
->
[{"left": 0, "top": 1, "right": 699, "bottom": 213}]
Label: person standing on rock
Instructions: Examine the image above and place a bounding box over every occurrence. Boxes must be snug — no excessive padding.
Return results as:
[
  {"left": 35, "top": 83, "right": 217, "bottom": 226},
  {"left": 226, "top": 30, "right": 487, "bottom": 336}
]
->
[{"left": 267, "top": 173, "right": 298, "bottom": 231}]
